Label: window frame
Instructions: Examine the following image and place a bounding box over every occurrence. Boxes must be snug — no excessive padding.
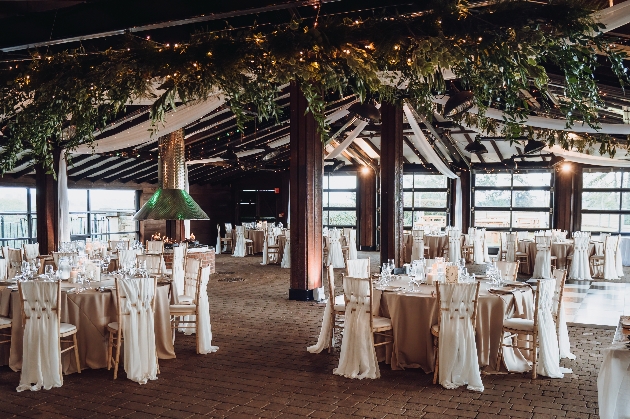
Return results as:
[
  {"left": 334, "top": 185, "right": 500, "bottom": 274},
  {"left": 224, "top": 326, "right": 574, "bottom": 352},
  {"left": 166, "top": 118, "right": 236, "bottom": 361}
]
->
[
  {"left": 69, "top": 189, "right": 139, "bottom": 241},
  {"left": 0, "top": 187, "right": 37, "bottom": 247},
  {"left": 323, "top": 172, "right": 357, "bottom": 229},
  {"left": 472, "top": 169, "right": 554, "bottom": 231},
  {"left": 581, "top": 169, "right": 630, "bottom": 234},
  {"left": 402, "top": 171, "right": 450, "bottom": 230}
]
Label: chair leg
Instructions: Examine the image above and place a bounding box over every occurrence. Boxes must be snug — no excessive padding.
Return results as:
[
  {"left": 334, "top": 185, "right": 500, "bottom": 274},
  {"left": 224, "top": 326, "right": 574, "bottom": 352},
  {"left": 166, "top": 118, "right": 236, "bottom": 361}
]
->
[
  {"left": 432, "top": 340, "right": 439, "bottom": 385},
  {"left": 328, "top": 315, "right": 334, "bottom": 354},
  {"left": 72, "top": 334, "right": 81, "bottom": 373},
  {"left": 107, "top": 331, "right": 113, "bottom": 370},
  {"left": 496, "top": 331, "right": 504, "bottom": 372},
  {"left": 113, "top": 333, "right": 122, "bottom": 380},
  {"left": 531, "top": 333, "right": 538, "bottom": 380}
]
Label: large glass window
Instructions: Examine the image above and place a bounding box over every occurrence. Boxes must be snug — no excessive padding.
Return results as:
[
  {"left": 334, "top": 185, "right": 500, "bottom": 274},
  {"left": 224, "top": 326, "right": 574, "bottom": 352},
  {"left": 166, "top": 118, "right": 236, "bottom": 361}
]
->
[
  {"left": 238, "top": 189, "right": 278, "bottom": 222},
  {"left": 323, "top": 174, "right": 357, "bottom": 228},
  {"left": 403, "top": 173, "right": 449, "bottom": 229},
  {"left": 472, "top": 171, "right": 552, "bottom": 231},
  {"left": 70, "top": 189, "right": 138, "bottom": 241},
  {"left": 0, "top": 187, "right": 37, "bottom": 248},
  {"left": 581, "top": 170, "right": 630, "bottom": 233}
]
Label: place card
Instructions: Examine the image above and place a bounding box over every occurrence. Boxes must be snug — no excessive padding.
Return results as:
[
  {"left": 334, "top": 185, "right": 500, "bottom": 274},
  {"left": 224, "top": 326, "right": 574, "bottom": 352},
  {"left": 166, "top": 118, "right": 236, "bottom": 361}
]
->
[{"left": 446, "top": 266, "right": 458, "bottom": 284}]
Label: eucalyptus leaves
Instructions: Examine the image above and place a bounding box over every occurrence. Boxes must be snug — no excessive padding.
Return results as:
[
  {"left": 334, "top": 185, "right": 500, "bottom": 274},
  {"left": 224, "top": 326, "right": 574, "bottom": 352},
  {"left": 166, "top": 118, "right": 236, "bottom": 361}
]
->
[{"left": 0, "top": 0, "right": 626, "bottom": 174}]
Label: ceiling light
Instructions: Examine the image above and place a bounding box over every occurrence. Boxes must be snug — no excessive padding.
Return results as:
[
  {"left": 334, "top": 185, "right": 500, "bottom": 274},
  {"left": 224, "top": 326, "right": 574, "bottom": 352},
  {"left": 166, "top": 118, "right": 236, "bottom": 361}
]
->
[
  {"left": 549, "top": 154, "right": 565, "bottom": 167},
  {"left": 443, "top": 82, "right": 475, "bottom": 118},
  {"left": 524, "top": 139, "right": 546, "bottom": 155},
  {"left": 464, "top": 139, "right": 488, "bottom": 154},
  {"left": 361, "top": 166, "right": 371, "bottom": 175},
  {"left": 561, "top": 162, "right": 572, "bottom": 173}
]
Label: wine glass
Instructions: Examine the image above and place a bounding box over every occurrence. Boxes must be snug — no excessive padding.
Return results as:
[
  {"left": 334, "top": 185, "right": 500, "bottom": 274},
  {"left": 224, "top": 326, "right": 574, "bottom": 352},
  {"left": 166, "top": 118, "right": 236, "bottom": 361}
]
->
[{"left": 45, "top": 265, "right": 54, "bottom": 279}]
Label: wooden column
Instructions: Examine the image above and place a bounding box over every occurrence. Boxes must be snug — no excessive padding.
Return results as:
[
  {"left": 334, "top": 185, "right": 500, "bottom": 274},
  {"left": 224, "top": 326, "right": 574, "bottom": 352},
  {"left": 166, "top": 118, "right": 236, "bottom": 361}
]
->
[
  {"left": 553, "top": 164, "right": 574, "bottom": 232},
  {"left": 358, "top": 167, "right": 376, "bottom": 250},
  {"left": 379, "top": 102, "right": 404, "bottom": 267},
  {"left": 459, "top": 170, "right": 471, "bottom": 232},
  {"left": 35, "top": 150, "right": 60, "bottom": 255},
  {"left": 289, "top": 81, "right": 323, "bottom": 300},
  {"left": 571, "top": 163, "right": 583, "bottom": 233}
]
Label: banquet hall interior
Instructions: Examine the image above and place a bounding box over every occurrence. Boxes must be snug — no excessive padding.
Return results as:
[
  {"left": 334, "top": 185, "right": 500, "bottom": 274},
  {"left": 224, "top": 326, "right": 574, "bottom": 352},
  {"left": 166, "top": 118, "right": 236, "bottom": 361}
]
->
[{"left": 0, "top": 0, "right": 630, "bottom": 418}]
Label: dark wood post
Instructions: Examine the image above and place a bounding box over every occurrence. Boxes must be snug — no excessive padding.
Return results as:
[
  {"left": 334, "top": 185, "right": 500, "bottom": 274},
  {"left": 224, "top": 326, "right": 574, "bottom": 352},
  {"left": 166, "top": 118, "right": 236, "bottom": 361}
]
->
[
  {"left": 460, "top": 170, "right": 471, "bottom": 232},
  {"left": 358, "top": 167, "right": 376, "bottom": 250},
  {"left": 289, "top": 81, "right": 323, "bottom": 300},
  {"left": 571, "top": 163, "right": 583, "bottom": 233},
  {"left": 35, "top": 149, "right": 61, "bottom": 255},
  {"left": 553, "top": 164, "right": 574, "bottom": 232},
  {"left": 379, "top": 102, "right": 404, "bottom": 267}
]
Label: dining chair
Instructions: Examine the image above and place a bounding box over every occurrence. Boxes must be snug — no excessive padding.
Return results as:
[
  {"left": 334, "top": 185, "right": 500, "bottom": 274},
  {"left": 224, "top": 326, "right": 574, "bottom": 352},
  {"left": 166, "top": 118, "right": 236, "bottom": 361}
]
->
[
  {"left": 280, "top": 230, "right": 291, "bottom": 269},
  {"left": 136, "top": 253, "right": 164, "bottom": 276},
  {"left": 263, "top": 228, "right": 280, "bottom": 264},
  {"left": 7, "top": 248, "right": 23, "bottom": 279},
  {"left": 145, "top": 240, "right": 164, "bottom": 254},
  {"left": 447, "top": 229, "right": 461, "bottom": 263},
  {"left": 109, "top": 240, "right": 130, "bottom": 250},
  {"left": 496, "top": 261, "right": 520, "bottom": 282},
  {"left": 174, "top": 257, "right": 200, "bottom": 305},
  {"left": 333, "top": 275, "right": 392, "bottom": 379},
  {"left": 411, "top": 230, "right": 425, "bottom": 262},
  {"left": 532, "top": 235, "right": 554, "bottom": 279},
  {"left": 117, "top": 249, "right": 137, "bottom": 271},
  {"left": 170, "top": 264, "right": 218, "bottom": 354},
  {"left": 590, "top": 234, "right": 618, "bottom": 279},
  {"left": 233, "top": 226, "right": 246, "bottom": 257},
  {"left": 107, "top": 276, "right": 159, "bottom": 382},
  {"left": 432, "top": 282, "right": 482, "bottom": 389},
  {"left": 552, "top": 268, "right": 575, "bottom": 360},
  {"left": 17, "top": 280, "right": 81, "bottom": 391},
  {"left": 22, "top": 243, "right": 40, "bottom": 264}
]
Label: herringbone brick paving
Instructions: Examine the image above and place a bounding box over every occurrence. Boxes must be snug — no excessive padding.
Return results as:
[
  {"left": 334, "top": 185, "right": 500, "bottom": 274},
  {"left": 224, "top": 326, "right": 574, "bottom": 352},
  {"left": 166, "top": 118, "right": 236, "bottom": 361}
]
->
[{"left": 0, "top": 253, "right": 613, "bottom": 418}]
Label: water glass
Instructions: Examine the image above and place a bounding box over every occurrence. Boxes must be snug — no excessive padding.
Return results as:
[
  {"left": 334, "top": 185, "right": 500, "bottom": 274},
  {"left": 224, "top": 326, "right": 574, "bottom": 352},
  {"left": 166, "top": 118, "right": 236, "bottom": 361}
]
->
[{"left": 45, "top": 265, "right": 54, "bottom": 279}]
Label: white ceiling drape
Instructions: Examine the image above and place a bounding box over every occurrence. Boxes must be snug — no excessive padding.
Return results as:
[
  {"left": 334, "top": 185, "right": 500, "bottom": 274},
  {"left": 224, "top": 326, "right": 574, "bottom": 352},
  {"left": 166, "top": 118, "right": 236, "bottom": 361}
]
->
[{"left": 58, "top": 152, "right": 70, "bottom": 244}]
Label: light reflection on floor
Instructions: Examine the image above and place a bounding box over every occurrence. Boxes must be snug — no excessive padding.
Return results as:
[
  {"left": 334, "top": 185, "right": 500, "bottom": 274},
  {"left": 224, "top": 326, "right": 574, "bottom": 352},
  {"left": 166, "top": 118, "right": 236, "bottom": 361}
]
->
[{"left": 563, "top": 280, "right": 630, "bottom": 326}]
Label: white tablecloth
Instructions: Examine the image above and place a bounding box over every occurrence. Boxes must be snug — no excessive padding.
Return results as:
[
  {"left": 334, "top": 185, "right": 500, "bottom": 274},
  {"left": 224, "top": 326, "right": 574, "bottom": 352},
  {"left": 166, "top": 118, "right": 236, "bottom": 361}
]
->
[{"left": 598, "top": 318, "right": 630, "bottom": 419}]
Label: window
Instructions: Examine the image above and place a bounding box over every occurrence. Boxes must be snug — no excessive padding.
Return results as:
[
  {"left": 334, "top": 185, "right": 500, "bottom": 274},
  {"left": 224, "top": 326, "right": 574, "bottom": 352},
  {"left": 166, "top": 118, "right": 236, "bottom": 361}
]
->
[
  {"left": 238, "top": 189, "right": 278, "bottom": 222},
  {"left": 0, "top": 187, "right": 37, "bottom": 248},
  {"left": 403, "top": 173, "right": 449, "bottom": 230},
  {"left": 472, "top": 171, "right": 552, "bottom": 231},
  {"left": 323, "top": 174, "right": 356, "bottom": 228},
  {"left": 69, "top": 189, "right": 138, "bottom": 241},
  {"left": 581, "top": 170, "right": 630, "bottom": 233}
]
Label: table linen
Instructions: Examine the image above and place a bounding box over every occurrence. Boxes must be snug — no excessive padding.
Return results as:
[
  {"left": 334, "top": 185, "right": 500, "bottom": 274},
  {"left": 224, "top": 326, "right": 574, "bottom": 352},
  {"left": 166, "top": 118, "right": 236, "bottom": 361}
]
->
[{"left": 598, "top": 318, "right": 630, "bottom": 419}]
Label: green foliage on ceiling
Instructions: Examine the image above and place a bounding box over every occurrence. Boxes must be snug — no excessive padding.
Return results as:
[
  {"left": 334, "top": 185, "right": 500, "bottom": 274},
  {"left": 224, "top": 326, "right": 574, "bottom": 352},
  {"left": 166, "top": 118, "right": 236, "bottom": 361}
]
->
[{"left": 0, "top": 0, "right": 627, "bottom": 174}]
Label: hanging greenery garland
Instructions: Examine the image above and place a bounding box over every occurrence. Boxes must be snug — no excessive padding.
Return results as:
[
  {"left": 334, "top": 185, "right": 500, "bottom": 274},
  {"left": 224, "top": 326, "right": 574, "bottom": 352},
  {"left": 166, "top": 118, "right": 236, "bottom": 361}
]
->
[{"left": 0, "top": 0, "right": 627, "bottom": 174}]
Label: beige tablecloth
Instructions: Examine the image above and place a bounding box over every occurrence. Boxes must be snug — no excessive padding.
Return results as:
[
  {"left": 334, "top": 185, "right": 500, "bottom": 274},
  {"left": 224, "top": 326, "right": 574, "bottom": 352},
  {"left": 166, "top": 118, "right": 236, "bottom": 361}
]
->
[
  {"left": 0, "top": 280, "right": 175, "bottom": 374},
  {"left": 425, "top": 235, "right": 449, "bottom": 259},
  {"left": 374, "top": 280, "right": 533, "bottom": 373}
]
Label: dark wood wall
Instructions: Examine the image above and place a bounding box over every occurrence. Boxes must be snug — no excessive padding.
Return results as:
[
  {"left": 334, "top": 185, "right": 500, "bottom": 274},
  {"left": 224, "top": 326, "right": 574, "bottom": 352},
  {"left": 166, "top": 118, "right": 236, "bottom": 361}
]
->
[{"left": 358, "top": 168, "right": 376, "bottom": 250}]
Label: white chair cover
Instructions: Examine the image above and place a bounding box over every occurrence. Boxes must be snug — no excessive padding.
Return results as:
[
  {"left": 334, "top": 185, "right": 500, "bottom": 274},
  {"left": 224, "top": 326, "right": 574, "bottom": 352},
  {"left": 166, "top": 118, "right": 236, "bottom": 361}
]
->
[
  {"left": 348, "top": 229, "right": 358, "bottom": 261},
  {"left": 411, "top": 230, "right": 425, "bottom": 262},
  {"left": 118, "top": 250, "right": 137, "bottom": 270},
  {"left": 307, "top": 266, "right": 335, "bottom": 354},
  {"left": 17, "top": 281, "right": 63, "bottom": 392},
  {"left": 8, "top": 248, "right": 22, "bottom": 279},
  {"left": 615, "top": 234, "right": 624, "bottom": 278},
  {"left": 178, "top": 258, "right": 201, "bottom": 333},
  {"left": 233, "top": 226, "right": 246, "bottom": 258},
  {"left": 333, "top": 276, "right": 379, "bottom": 379},
  {"left": 506, "top": 233, "right": 516, "bottom": 263},
  {"left": 536, "top": 278, "right": 568, "bottom": 378},
  {"left": 146, "top": 241, "right": 164, "bottom": 253},
  {"left": 327, "top": 230, "right": 345, "bottom": 269},
  {"left": 117, "top": 277, "right": 158, "bottom": 384},
  {"left": 0, "top": 259, "right": 6, "bottom": 281},
  {"left": 447, "top": 229, "right": 461, "bottom": 263},
  {"left": 473, "top": 228, "right": 488, "bottom": 264},
  {"left": 552, "top": 273, "right": 575, "bottom": 361},
  {"left": 23, "top": 244, "right": 39, "bottom": 263},
  {"left": 533, "top": 236, "right": 552, "bottom": 279},
  {"left": 195, "top": 266, "right": 219, "bottom": 354},
  {"left": 84, "top": 261, "right": 101, "bottom": 282},
  {"left": 437, "top": 283, "right": 484, "bottom": 392},
  {"left": 1, "top": 246, "right": 8, "bottom": 259},
  {"left": 171, "top": 246, "right": 186, "bottom": 304},
  {"left": 280, "top": 231, "right": 291, "bottom": 269},
  {"left": 569, "top": 233, "right": 592, "bottom": 280},
  {"left": 216, "top": 224, "right": 221, "bottom": 255},
  {"left": 347, "top": 258, "right": 370, "bottom": 278},
  {"left": 604, "top": 235, "right": 620, "bottom": 280}
]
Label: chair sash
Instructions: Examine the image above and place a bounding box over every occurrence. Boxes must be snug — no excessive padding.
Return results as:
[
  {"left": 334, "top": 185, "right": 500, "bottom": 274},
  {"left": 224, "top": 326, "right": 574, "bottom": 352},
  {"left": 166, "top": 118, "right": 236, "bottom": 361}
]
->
[
  {"left": 347, "top": 258, "right": 370, "bottom": 278},
  {"left": 473, "top": 228, "right": 487, "bottom": 264},
  {"left": 348, "top": 229, "right": 358, "bottom": 261},
  {"left": 333, "top": 276, "right": 379, "bottom": 379},
  {"left": 280, "top": 231, "right": 291, "bottom": 269},
  {"left": 117, "top": 277, "right": 158, "bottom": 384},
  {"left": 603, "top": 235, "right": 620, "bottom": 280},
  {"left": 118, "top": 250, "right": 137, "bottom": 270},
  {"left": 8, "top": 248, "right": 23, "bottom": 279},
  {"left": 447, "top": 229, "right": 461, "bottom": 263},
  {"left": 536, "top": 278, "right": 566, "bottom": 378},
  {"left": 533, "top": 236, "right": 552, "bottom": 279},
  {"left": 568, "top": 234, "right": 591, "bottom": 280},
  {"left": 615, "top": 234, "right": 624, "bottom": 277},
  {"left": 233, "top": 226, "right": 246, "bottom": 257},
  {"left": 437, "top": 283, "right": 483, "bottom": 392},
  {"left": 326, "top": 230, "right": 345, "bottom": 269},
  {"left": 84, "top": 261, "right": 101, "bottom": 282},
  {"left": 196, "top": 266, "right": 219, "bottom": 354},
  {"left": 171, "top": 246, "right": 186, "bottom": 304},
  {"left": 411, "top": 230, "right": 425, "bottom": 262},
  {"left": 17, "top": 281, "right": 62, "bottom": 392},
  {"left": 23, "top": 244, "right": 39, "bottom": 263},
  {"left": 506, "top": 233, "right": 516, "bottom": 263},
  {"left": 307, "top": 266, "right": 335, "bottom": 354}
]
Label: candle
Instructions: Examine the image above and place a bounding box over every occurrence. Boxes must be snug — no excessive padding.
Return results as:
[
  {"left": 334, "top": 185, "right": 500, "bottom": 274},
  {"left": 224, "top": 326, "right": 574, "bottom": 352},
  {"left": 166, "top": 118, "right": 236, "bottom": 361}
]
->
[{"left": 69, "top": 268, "right": 78, "bottom": 283}]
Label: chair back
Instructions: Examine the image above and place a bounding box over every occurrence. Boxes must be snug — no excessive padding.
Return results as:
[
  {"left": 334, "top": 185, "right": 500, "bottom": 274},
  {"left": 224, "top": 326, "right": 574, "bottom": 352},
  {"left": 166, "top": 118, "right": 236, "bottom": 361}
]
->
[
  {"left": 182, "top": 258, "right": 201, "bottom": 299},
  {"left": 551, "top": 269, "right": 567, "bottom": 321},
  {"left": 435, "top": 282, "right": 480, "bottom": 332},
  {"left": 146, "top": 241, "right": 164, "bottom": 254},
  {"left": 17, "top": 280, "right": 63, "bottom": 391},
  {"left": 117, "top": 249, "right": 137, "bottom": 270},
  {"left": 326, "top": 265, "right": 336, "bottom": 305},
  {"left": 412, "top": 229, "right": 424, "bottom": 240},
  {"left": 84, "top": 261, "right": 102, "bottom": 282},
  {"left": 136, "top": 254, "right": 164, "bottom": 275},
  {"left": 535, "top": 235, "right": 551, "bottom": 250},
  {"left": 7, "top": 248, "right": 23, "bottom": 278},
  {"left": 342, "top": 276, "right": 374, "bottom": 329},
  {"left": 23, "top": 244, "right": 39, "bottom": 263},
  {"left": 506, "top": 232, "right": 516, "bottom": 262},
  {"left": 447, "top": 229, "right": 461, "bottom": 262},
  {"left": 225, "top": 223, "right": 233, "bottom": 234},
  {"left": 171, "top": 246, "right": 186, "bottom": 301},
  {"left": 0, "top": 259, "right": 6, "bottom": 281},
  {"left": 109, "top": 240, "right": 130, "bottom": 251},
  {"left": 346, "top": 258, "right": 370, "bottom": 278},
  {"left": 496, "top": 261, "right": 519, "bottom": 282},
  {"left": 1, "top": 246, "right": 8, "bottom": 259}
]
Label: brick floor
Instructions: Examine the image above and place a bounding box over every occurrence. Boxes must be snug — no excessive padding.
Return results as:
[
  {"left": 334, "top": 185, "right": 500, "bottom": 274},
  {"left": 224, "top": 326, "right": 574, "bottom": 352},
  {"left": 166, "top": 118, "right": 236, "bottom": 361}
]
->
[{"left": 0, "top": 253, "right": 614, "bottom": 418}]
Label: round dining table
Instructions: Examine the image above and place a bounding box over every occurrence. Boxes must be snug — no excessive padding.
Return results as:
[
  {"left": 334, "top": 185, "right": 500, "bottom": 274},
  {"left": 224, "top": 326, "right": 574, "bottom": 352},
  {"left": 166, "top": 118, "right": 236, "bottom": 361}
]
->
[
  {"left": 424, "top": 235, "right": 449, "bottom": 259},
  {"left": 0, "top": 277, "right": 175, "bottom": 374},
  {"left": 374, "top": 279, "right": 533, "bottom": 373}
]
